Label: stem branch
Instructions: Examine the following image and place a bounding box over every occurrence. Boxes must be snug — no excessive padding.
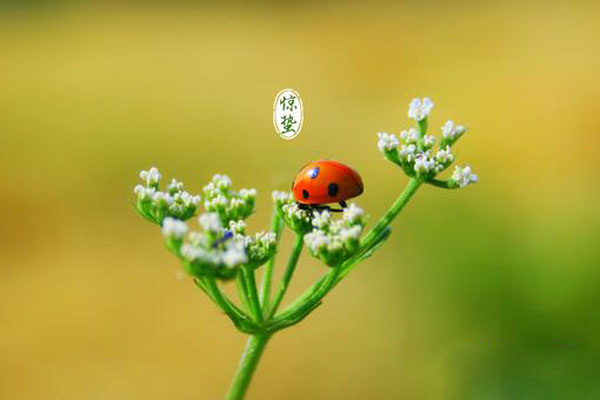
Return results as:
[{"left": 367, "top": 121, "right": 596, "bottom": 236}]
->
[{"left": 268, "top": 234, "right": 304, "bottom": 318}]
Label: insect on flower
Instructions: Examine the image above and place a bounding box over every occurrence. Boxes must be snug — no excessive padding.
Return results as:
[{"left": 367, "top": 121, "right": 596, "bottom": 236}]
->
[{"left": 292, "top": 160, "right": 364, "bottom": 212}]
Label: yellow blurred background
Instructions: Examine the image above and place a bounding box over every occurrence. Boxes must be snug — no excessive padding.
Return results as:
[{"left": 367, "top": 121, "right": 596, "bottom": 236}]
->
[{"left": 1, "top": 1, "right": 599, "bottom": 399}]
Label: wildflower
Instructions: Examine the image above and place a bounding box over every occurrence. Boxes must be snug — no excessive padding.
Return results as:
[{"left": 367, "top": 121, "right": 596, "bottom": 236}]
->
[
  {"left": 167, "top": 179, "right": 184, "bottom": 194},
  {"left": 423, "top": 135, "right": 436, "bottom": 149},
  {"left": 343, "top": 203, "right": 365, "bottom": 225},
  {"left": 312, "top": 210, "right": 331, "bottom": 229},
  {"left": 140, "top": 167, "right": 161, "bottom": 187},
  {"left": 435, "top": 145, "right": 454, "bottom": 164},
  {"left": 451, "top": 165, "right": 478, "bottom": 188},
  {"left": 229, "top": 220, "right": 247, "bottom": 235},
  {"left": 441, "top": 120, "right": 466, "bottom": 141},
  {"left": 222, "top": 241, "right": 248, "bottom": 268},
  {"left": 398, "top": 144, "right": 417, "bottom": 162},
  {"left": 400, "top": 128, "right": 420, "bottom": 144},
  {"left": 408, "top": 97, "right": 434, "bottom": 122},
  {"left": 377, "top": 132, "right": 399, "bottom": 153},
  {"left": 161, "top": 217, "right": 188, "bottom": 239},
  {"left": 203, "top": 174, "right": 256, "bottom": 224},
  {"left": 245, "top": 231, "right": 277, "bottom": 267},
  {"left": 199, "top": 212, "right": 222, "bottom": 233},
  {"left": 153, "top": 191, "right": 174, "bottom": 206},
  {"left": 134, "top": 167, "right": 202, "bottom": 224},
  {"left": 273, "top": 191, "right": 312, "bottom": 234},
  {"left": 304, "top": 206, "right": 366, "bottom": 267},
  {"left": 414, "top": 153, "right": 435, "bottom": 174}
]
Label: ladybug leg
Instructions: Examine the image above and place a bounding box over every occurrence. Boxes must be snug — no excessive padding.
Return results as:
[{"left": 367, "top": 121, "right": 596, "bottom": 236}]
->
[
  {"left": 339, "top": 201, "right": 348, "bottom": 209},
  {"left": 297, "top": 202, "right": 310, "bottom": 210}
]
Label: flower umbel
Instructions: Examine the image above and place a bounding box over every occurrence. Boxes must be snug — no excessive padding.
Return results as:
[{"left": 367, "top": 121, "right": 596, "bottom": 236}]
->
[
  {"left": 377, "top": 98, "right": 478, "bottom": 188},
  {"left": 304, "top": 205, "right": 366, "bottom": 267},
  {"left": 134, "top": 167, "right": 201, "bottom": 224},
  {"left": 203, "top": 174, "right": 256, "bottom": 226},
  {"left": 272, "top": 191, "right": 312, "bottom": 234}
]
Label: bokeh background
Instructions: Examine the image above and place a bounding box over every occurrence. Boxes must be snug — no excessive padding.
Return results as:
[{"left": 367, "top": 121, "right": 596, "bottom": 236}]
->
[{"left": 1, "top": 1, "right": 599, "bottom": 399}]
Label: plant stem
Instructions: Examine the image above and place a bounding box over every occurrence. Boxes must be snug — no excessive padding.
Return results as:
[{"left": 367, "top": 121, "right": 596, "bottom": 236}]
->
[
  {"left": 259, "top": 206, "right": 283, "bottom": 311},
  {"left": 358, "top": 177, "right": 421, "bottom": 252},
  {"left": 242, "top": 267, "right": 263, "bottom": 323},
  {"left": 226, "top": 334, "right": 271, "bottom": 400},
  {"left": 268, "top": 234, "right": 304, "bottom": 318}
]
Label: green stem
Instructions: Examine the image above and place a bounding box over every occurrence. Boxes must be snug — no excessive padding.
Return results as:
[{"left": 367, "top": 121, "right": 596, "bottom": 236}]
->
[
  {"left": 242, "top": 267, "right": 263, "bottom": 323},
  {"left": 425, "top": 178, "right": 457, "bottom": 189},
  {"left": 268, "top": 234, "right": 304, "bottom": 318},
  {"left": 359, "top": 178, "right": 420, "bottom": 251},
  {"left": 259, "top": 206, "right": 283, "bottom": 311},
  {"left": 200, "top": 278, "right": 248, "bottom": 321},
  {"left": 226, "top": 334, "right": 271, "bottom": 400}
]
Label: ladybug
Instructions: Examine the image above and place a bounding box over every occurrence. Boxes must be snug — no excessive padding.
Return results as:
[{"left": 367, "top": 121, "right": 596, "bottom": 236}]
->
[{"left": 292, "top": 160, "right": 364, "bottom": 211}]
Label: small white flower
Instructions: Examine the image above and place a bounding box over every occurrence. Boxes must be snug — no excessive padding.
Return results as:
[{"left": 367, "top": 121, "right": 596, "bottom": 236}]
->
[
  {"left": 222, "top": 242, "right": 247, "bottom": 267},
  {"left": 239, "top": 188, "right": 257, "bottom": 199},
  {"left": 441, "top": 120, "right": 466, "bottom": 140},
  {"left": 259, "top": 232, "right": 276, "bottom": 246},
  {"left": 400, "top": 128, "right": 420, "bottom": 144},
  {"left": 153, "top": 191, "right": 174, "bottom": 206},
  {"left": 272, "top": 191, "right": 291, "bottom": 203},
  {"left": 312, "top": 210, "right": 331, "bottom": 229},
  {"left": 398, "top": 144, "right": 417, "bottom": 162},
  {"left": 140, "top": 167, "right": 161, "bottom": 186},
  {"left": 167, "top": 179, "right": 183, "bottom": 193},
  {"left": 377, "top": 132, "right": 399, "bottom": 152},
  {"left": 134, "top": 184, "right": 156, "bottom": 200},
  {"left": 198, "top": 212, "right": 222, "bottom": 232},
  {"left": 229, "top": 220, "right": 246, "bottom": 234},
  {"left": 161, "top": 217, "right": 188, "bottom": 239},
  {"left": 304, "top": 230, "right": 330, "bottom": 252},
  {"left": 343, "top": 203, "right": 364, "bottom": 224},
  {"left": 435, "top": 145, "right": 454, "bottom": 164},
  {"left": 282, "top": 203, "right": 310, "bottom": 222},
  {"left": 414, "top": 153, "right": 435, "bottom": 174},
  {"left": 408, "top": 97, "right": 434, "bottom": 122},
  {"left": 213, "top": 174, "right": 232, "bottom": 190},
  {"left": 451, "top": 166, "right": 478, "bottom": 188},
  {"left": 340, "top": 225, "right": 362, "bottom": 242},
  {"left": 423, "top": 135, "right": 436, "bottom": 148}
]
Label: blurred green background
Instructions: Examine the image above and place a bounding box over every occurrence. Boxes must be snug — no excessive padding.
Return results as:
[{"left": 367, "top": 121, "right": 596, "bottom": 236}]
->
[{"left": 1, "top": 1, "right": 599, "bottom": 399}]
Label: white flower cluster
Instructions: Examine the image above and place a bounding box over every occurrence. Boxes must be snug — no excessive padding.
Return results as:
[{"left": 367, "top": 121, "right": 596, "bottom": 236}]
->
[
  {"left": 408, "top": 97, "right": 434, "bottom": 122},
  {"left": 304, "top": 204, "right": 366, "bottom": 267},
  {"left": 451, "top": 166, "right": 478, "bottom": 188},
  {"left": 134, "top": 167, "right": 201, "bottom": 224},
  {"left": 161, "top": 211, "right": 276, "bottom": 279},
  {"left": 272, "top": 191, "right": 312, "bottom": 234},
  {"left": 226, "top": 220, "right": 277, "bottom": 268},
  {"left": 203, "top": 174, "right": 256, "bottom": 225},
  {"left": 377, "top": 98, "right": 477, "bottom": 188}
]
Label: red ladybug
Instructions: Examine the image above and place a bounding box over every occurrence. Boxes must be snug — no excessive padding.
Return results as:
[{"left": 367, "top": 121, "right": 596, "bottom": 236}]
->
[{"left": 292, "top": 160, "right": 364, "bottom": 211}]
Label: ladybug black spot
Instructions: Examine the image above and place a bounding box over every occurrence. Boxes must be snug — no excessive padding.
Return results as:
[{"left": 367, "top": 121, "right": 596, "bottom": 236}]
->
[
  {"left": 328, "top": 183, "right": 339, "bottom": 197},
  {"left": 302, "top": 189, "right": 310, "bottom": 199},
  {"left": 308, "top": 167, "right": 320, "bottom": 179}
]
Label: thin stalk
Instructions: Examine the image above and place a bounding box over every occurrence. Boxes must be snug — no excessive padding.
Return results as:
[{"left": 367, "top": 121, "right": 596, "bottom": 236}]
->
[
  {"left": 236, "top": 272, "right": 251, "bottom": 314},
  {"left": 242, "top": 267, "right": 263, "bottom": 323},
  {"left": 226, "top": 334, "right": 271, "bottom": 400},
  {"left": 259, "top": 206, "right": 283, "bottom": 311},
  {"left": 268, "top": 234, "right": 304, "bottom": 318},
  {"left": 358, "top": 178, "right": 421, "bottom": 252},
  {"left": 198, "top": 278, "right": 248, "bottom": 321}
]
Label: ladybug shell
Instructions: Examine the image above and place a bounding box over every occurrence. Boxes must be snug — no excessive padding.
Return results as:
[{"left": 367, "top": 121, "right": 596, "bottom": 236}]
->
[{"left": 292, "top": 160, "right": 364, "bottom": 205}]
